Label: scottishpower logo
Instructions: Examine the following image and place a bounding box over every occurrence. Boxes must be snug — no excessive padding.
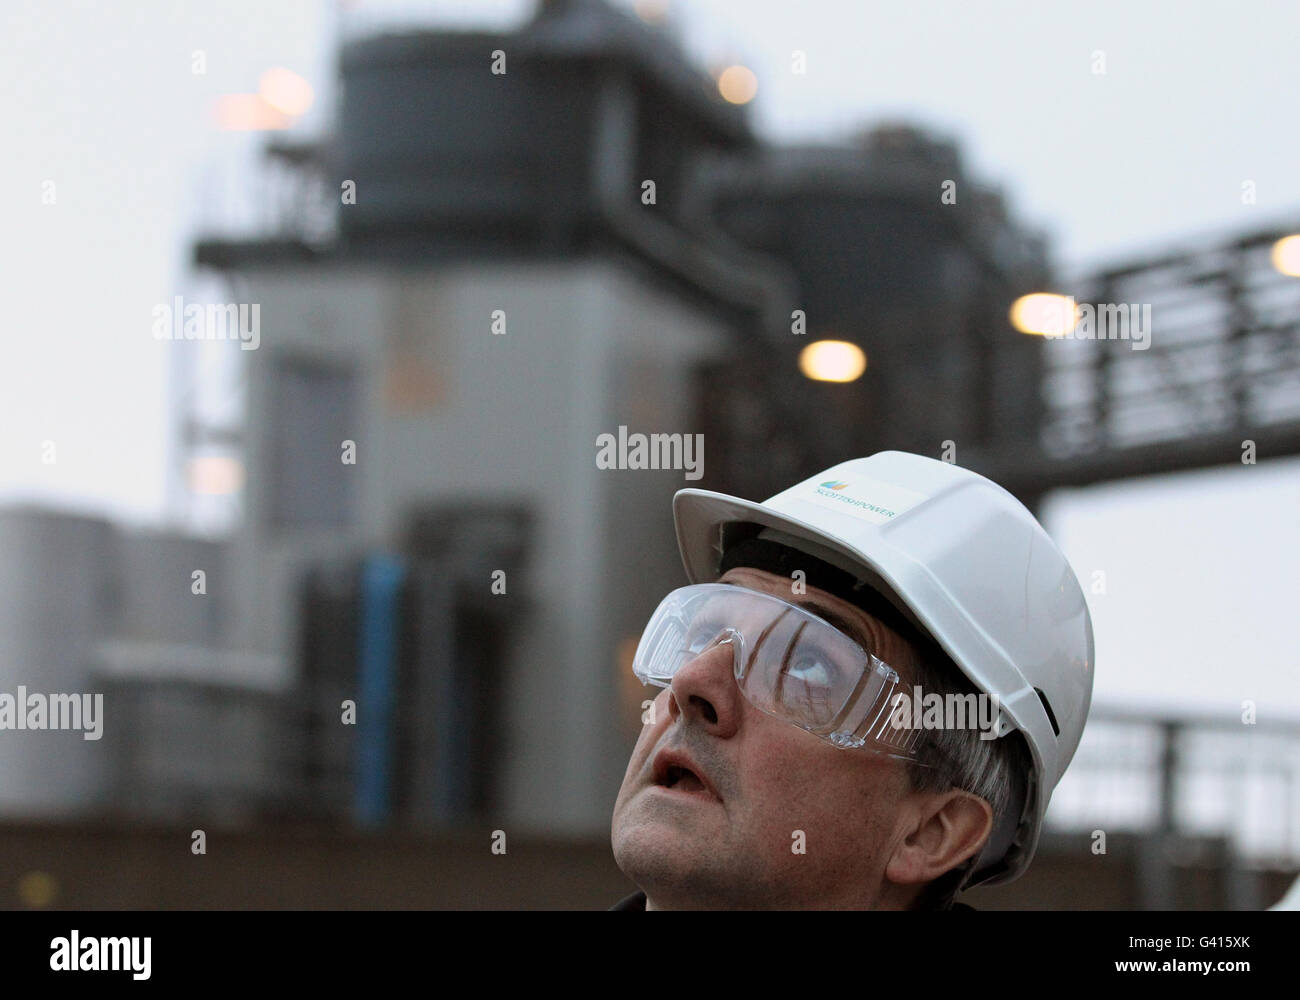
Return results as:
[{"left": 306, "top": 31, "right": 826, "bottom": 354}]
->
[
  {"left": 804, "top": 474, "right": 927, "bottom": 525},
  {"left": 813, "top": 480, "right": 901, "bottom": 518}
]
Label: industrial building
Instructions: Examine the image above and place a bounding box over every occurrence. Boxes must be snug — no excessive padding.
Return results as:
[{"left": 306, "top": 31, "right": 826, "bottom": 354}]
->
[{"left": 1, "top": 0, "right": 1297, "bottom": 909}]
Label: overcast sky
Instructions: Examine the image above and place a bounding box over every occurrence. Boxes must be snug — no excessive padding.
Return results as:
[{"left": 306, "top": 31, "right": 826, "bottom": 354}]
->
[{"left": 2, "top": 0, "right": 1298, "bottom": 721}]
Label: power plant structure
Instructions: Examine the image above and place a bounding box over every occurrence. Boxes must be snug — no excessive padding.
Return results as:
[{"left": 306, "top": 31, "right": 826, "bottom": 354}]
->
[{"left": 1, "top": 0, "right": 1297, "bottom": 909}]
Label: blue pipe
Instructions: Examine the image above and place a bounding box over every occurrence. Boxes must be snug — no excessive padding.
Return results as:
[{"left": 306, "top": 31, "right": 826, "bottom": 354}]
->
[{"left": 354, "top": 553, "right": 406, "bottom": 828}]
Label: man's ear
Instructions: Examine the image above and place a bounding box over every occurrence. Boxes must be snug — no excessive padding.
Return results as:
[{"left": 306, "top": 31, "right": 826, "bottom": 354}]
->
[{"left": 884, "top": 789, "right": 993, "bottom": 886}]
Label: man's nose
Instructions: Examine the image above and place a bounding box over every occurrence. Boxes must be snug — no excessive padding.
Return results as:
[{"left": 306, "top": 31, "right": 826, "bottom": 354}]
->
[{"left": 666, "top": 631, "right": 743, "bottom": 736}]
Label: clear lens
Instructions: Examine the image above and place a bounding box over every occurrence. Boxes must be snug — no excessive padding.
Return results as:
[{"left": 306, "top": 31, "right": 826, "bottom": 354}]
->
[{"left": 633, "top": 584, "right": 926, "bottom": 760}]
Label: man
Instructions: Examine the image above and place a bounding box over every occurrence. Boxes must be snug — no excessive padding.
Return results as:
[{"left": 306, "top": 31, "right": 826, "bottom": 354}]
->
[{"left": 610, "top": 451, "right": 1094, "bottom": 910}]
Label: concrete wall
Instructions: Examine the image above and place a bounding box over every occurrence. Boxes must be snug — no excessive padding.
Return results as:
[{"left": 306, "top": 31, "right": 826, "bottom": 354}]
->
[
  {"left": 113, "top": 530, "right": 225, "bottom": 647},
  {"left": 0, "top": 508, "right": 275, "bottom": 815},
  {"left": 229, "top": 257, "right": 730, "bottom": 835},
  {"left": 0, "top": 509, "right": 114, "bottom": 814},
  {"left": 1, "top": 820, "right": 1290, "bottom": 910}
]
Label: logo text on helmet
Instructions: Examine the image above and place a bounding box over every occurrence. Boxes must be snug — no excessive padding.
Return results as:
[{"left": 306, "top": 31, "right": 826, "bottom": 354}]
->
[{"left": 800, "top": 476, "right": 927, "bottom": 526}]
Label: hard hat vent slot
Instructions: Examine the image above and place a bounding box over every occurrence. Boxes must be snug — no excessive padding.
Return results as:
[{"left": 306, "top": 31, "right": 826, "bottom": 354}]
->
[{"left": 1034, "top": 687, "right": 1060, "bottom": 738}]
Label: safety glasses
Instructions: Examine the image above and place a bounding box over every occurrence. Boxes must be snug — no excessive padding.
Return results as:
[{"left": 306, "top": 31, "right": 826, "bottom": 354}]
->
[{"left": 633, "top": 583, "right": 932, "bottom": 764}]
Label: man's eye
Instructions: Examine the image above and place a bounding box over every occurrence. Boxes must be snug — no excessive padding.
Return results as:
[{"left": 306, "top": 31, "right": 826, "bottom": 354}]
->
[{"left": 783, "top": 652, "right": 839, "bottom": 688}]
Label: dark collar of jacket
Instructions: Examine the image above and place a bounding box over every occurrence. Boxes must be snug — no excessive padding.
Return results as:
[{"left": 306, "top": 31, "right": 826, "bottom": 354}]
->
[{"left": 609, "top": 890, "right": 977, "bottom": 911}]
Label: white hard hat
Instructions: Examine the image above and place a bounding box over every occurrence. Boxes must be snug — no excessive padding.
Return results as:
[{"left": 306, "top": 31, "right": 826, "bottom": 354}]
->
[{"left": 672, "top": 450, "right": 1094, "bottom": 886}]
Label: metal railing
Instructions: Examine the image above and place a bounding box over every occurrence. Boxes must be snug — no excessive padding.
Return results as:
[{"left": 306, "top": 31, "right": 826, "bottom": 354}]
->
[
  {"left": 1043, "top": 225, "right": 1300, "bottom": 461},
  {"left": 1047, "top": 704, "right": 1300, "bottom": 869}
]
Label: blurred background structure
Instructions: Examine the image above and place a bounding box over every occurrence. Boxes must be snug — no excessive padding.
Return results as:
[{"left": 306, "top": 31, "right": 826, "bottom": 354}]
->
[{"left": 2, "top": 0, "right": 1298, "bottom": 909}]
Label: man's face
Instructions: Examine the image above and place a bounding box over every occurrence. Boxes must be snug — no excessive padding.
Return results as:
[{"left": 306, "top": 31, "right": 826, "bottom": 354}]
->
[{"left": 610, "top": 566, "right": 928, "bottom": 910}]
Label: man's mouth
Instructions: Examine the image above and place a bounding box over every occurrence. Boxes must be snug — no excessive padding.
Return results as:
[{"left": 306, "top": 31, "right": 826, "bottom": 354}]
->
[
  {"left": 651, "top": 749, "right": 719, "bottom": 800},
  {"left": 663, "top": 764, "right": 705, "bottom": 793}
]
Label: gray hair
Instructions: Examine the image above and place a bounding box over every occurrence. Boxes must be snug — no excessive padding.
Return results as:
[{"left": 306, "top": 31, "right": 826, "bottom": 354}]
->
[{"left": 900, "top": 645, "right": 1032, "bottom": 908}]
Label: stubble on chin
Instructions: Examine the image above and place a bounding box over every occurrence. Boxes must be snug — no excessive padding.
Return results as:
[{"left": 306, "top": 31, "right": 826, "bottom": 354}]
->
[{"left": 611, "top": 793, "right": 743, "bottom": 907}]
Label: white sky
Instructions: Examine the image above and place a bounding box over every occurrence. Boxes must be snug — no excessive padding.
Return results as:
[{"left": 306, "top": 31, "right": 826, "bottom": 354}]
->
[
  {"left": 2, "top": 0, "right": 1298, "bottom": 719},
  {"left": 1042, "top": 457, "right": 1300, "bottom": 717}
]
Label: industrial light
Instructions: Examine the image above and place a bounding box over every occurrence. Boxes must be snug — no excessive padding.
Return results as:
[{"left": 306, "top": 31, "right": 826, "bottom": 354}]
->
[
  {"left": 633, "top": 0, "right": 670, "bottom": 24},
  {"left": 798, "top": 340, "right": 867, "bottom": 383},
  {"left": 187, "top": 456, "right": 245, "bottom": 495},
  {"left": 717, "top": 65, "right": 758, "bottom": 105},
  {"left": 259, "top": 67, "right": 314, "bottom": 117},
  {"left": 1010, "top": 292, "right": 1077, "bottom": 337},
  {"left": 1271, "top": 235, "right": 1300, "bottom": 277},
  {"left": 213, "top": 94, "right": 289, "bottom": 131}
]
